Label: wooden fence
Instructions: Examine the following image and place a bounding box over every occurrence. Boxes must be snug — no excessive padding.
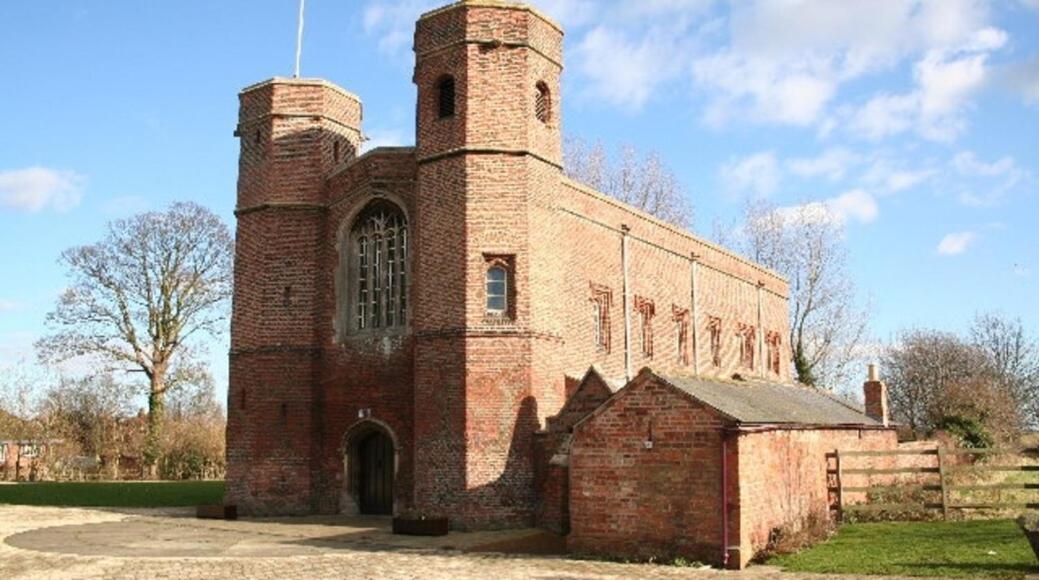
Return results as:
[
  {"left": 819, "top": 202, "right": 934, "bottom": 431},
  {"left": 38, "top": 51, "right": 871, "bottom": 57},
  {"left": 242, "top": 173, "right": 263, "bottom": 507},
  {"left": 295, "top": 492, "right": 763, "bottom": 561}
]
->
[{"left": 830, "top": 447, "right": 1039, "bottom": 521}]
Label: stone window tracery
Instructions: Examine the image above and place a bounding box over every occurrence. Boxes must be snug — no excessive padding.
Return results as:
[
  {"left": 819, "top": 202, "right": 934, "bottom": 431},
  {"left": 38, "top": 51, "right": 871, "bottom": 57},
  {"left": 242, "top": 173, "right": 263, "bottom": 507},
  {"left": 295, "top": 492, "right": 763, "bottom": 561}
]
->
[{"left": 344, "top": 200, "right": 408, "bottom": 335}]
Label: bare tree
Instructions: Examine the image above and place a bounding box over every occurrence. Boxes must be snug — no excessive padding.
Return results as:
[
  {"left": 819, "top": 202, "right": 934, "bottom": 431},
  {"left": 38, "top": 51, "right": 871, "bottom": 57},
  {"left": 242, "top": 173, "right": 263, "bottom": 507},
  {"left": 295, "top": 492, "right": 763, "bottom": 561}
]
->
[
  {"left": 37, "top": 202, "right": 233, "bottom": 476},
  {"left": 882, "top": 328, "right": 1024, "bottom": 442},
  {"left": 883, "top": 330, "right": 990, "bottom": 435},
  {"left": 737, "top": 200, "right": 869, "bottom": 388},
  {"left": 37, "top": 374, "right": 133, "bottom": 478},
  {"left": 161, "top": 378, "right": 226, "bottom": 480},
  {"left": 564, "top": 136, "right": 693, "bottom": 228},
  {"left": 970, "top": 312, "right": 1039, "bottom": 426}
]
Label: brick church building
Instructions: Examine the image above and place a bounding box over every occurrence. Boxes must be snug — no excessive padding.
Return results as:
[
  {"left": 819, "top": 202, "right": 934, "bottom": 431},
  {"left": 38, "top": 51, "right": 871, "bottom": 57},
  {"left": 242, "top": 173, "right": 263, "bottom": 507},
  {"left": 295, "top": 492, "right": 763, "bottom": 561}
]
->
[{"left": 226, "top": 0, "right": 896, "bottom": 568}]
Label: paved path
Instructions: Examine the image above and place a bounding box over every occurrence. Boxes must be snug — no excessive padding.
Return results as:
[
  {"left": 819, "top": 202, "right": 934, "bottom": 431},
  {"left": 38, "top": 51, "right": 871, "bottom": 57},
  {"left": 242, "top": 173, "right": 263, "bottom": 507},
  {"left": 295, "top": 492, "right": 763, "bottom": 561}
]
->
[{"left": 0, "top": 505, "right": 902, "bottom": 579}]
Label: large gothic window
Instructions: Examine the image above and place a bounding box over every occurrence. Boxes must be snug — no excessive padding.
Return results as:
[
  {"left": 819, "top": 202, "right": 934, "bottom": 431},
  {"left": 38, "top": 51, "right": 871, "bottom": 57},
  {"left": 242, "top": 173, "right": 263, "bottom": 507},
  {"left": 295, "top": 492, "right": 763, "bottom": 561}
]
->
[{"left": 346, "top": 200, "right": 409, "bottom": 333}]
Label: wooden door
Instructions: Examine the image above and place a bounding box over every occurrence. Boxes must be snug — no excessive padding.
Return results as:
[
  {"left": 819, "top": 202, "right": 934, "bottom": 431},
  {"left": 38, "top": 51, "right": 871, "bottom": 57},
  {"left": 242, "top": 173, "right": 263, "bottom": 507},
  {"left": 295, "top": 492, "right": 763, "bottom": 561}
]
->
[{"left": 358, "top": 432, "right": 394, "bottom": 515}]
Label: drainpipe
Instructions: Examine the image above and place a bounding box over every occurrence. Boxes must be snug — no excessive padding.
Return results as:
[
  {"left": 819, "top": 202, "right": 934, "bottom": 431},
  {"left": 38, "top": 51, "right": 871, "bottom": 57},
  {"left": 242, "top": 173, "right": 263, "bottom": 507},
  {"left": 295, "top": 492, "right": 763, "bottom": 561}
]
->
[
  {"left": 721, "top": 431, "right": 731, "bottom": 568},
  {"left": 621, "top": 224, "right": 632, "bottom": 382},
  {"left": 690, "top": 253, "right": 700, "bottom": 375}
]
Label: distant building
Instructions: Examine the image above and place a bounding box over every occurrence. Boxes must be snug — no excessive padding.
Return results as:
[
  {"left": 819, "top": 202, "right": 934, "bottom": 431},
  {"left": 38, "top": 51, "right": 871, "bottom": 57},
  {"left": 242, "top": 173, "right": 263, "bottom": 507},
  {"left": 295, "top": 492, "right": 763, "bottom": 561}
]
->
[
  {"left": 0, "top": 439, "right": 51, "bottom": 481},
  {"left": 225, "top": 0, "right": 896, "bottom": 568}
]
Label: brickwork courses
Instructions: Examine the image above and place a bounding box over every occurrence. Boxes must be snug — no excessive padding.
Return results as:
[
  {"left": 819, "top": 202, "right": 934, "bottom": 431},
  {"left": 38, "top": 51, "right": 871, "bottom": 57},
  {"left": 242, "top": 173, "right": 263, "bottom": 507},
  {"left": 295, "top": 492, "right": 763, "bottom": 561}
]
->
[{"left": 225, "top": 0, "right": 899, "bottom": 568}]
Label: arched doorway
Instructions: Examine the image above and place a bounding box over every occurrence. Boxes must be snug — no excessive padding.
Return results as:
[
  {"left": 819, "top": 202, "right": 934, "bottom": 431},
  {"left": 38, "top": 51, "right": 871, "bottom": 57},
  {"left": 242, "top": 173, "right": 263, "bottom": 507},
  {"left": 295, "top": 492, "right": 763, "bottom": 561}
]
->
[
  {"left": 357, "top": 431, "right": 394, "bottom": 514},
  {"left": 341, "top": 419, "right": 398, "bottom": 516}
]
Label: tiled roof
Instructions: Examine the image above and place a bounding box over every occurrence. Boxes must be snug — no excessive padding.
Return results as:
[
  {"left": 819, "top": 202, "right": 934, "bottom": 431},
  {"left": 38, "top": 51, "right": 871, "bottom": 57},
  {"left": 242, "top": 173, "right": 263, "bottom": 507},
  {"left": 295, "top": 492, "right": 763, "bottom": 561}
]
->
[{"left": 658, "top": 373, "right": 879, "bottom": 427}]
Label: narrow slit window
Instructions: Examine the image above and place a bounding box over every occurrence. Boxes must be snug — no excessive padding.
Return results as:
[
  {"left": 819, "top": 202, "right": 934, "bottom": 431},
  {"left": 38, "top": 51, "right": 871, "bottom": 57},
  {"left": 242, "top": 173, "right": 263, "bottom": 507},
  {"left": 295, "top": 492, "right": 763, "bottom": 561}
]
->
[
  {"left": 673, "top": 306, "right": 690, "bottom": 366},
  {"left": 535, "top": 82, "right": 551, "bottom": 124},
  {"left": 739, "top": 324, "right": 756, "bottom": 370},
  {"left": 486, "top": 266, "right": 507, "bottom": 313},
  {"left": 590, "top": 284, "right": 612, "bottom": 352},
  {"left": 767, "top": 331, "right": 782, "bottom": 375},
  {"left": 635, "top": 297, "right": 655, "bottom": 359},
  {"left": 708, "top": 316, "right": 722, "bottom": 367},
  {"left": 437, "top": 75, "right": 456, "bottom": 119}
]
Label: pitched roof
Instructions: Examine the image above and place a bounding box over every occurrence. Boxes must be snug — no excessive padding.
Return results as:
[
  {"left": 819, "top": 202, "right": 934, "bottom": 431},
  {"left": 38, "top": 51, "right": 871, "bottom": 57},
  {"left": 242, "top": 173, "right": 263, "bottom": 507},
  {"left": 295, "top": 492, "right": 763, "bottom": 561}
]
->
[{"left": 657, "top": 372, "right": 879, "bottom": 427}]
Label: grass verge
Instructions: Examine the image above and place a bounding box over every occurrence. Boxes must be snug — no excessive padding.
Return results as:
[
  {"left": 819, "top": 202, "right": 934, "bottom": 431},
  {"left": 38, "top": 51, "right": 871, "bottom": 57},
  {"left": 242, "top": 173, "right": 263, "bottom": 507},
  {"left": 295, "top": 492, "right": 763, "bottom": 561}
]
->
[
  {"left": 769, "top": 519, "right": 1036, "bottom": 579},
  {"left": 0, "top": 480, "right": 225, "bottom": 507}
]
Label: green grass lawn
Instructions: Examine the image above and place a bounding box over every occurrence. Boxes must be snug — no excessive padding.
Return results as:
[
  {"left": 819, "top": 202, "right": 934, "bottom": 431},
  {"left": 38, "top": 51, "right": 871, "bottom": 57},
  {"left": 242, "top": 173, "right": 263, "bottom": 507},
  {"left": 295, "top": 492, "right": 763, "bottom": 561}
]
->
[
  {"left": 0, "top": 480, "right": 225, "bottom": 507},
  {"left": 770, "top": 519, "right": 1037, "bottom": 579}
]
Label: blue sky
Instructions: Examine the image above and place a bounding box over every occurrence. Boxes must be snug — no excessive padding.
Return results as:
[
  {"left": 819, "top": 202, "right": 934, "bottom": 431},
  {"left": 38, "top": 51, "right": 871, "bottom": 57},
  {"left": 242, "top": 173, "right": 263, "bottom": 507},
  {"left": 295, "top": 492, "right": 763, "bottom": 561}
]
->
[{"left": 1, "top": 0, "right": 1037, "bottom": 405}]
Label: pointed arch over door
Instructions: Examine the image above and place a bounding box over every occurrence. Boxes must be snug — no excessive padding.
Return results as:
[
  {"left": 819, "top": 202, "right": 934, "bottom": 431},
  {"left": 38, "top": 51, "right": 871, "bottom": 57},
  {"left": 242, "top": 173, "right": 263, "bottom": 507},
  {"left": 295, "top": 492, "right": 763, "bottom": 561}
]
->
[{"left": 340, "top": 419, "right": 400, "bottom": 516}]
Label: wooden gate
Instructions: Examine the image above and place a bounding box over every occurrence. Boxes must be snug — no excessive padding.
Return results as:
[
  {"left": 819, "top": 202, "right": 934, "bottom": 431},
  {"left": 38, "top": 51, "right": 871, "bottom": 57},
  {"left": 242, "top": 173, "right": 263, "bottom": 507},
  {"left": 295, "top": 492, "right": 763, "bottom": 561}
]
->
[{"left": 831, "top": 446, "right": 1039, "bottom": 521}]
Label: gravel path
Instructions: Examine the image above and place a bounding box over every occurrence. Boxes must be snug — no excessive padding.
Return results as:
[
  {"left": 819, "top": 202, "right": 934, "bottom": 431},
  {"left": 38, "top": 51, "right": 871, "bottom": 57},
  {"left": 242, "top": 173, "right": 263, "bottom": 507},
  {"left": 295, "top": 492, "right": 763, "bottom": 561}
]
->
[{"left": 0, "top": 505, "right": 910, "bottom": 579}]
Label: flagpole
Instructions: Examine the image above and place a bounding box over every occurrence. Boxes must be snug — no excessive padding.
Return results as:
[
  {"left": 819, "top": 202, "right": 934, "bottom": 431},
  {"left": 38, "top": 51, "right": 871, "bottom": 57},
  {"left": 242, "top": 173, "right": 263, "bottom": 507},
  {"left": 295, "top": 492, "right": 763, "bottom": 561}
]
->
[{"left": 294, "top": 0, "right": 305, "bottom": 78}]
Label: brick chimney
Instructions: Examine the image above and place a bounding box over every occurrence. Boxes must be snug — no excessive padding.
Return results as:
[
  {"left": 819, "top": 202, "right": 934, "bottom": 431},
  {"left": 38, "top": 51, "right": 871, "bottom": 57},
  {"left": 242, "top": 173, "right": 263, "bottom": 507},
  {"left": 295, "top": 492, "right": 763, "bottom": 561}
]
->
[{"left": 863, "top": 363, "right": 889, "bottom": 426}]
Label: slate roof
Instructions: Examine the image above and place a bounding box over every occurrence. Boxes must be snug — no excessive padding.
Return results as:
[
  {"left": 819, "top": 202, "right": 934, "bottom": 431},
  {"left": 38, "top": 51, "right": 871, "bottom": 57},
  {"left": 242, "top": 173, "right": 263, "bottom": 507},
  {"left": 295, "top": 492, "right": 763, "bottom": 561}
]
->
[{"left": 657, "top": 373, "right": 879, "bottom": 427}]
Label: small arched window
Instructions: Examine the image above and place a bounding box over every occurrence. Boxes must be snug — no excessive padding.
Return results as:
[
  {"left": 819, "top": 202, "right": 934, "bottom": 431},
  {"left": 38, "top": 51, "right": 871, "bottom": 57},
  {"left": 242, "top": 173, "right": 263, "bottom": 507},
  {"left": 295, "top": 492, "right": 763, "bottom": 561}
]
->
[
  {"left": 486, "top": 266, "right": 507, "bottom": 313},
  {"left": 437, "top": 75, "right": 456, "bottom": 119},
  {"left": 535, "top": 81, "right": 551, "bottom": 124},
  {"left": 341, "top": 200, "right": 409, "bottom": 335}
]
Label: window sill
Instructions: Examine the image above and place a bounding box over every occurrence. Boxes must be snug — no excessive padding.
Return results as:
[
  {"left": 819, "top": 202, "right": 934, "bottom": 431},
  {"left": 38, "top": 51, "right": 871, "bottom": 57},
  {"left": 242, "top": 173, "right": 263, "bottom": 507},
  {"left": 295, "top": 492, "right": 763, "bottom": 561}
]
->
[{"left": 482, "top": 313, "right": 514, "bottom": 325}]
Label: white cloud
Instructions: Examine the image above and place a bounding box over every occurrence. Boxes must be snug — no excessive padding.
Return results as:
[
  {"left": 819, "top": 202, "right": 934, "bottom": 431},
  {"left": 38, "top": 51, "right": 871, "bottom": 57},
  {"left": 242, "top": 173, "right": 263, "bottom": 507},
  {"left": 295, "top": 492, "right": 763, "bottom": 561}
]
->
[
  {"left": 1014, "top": 264, "right": 1032, "bottom": 278},
  {"left": 363, "top": 0, "right": 437, "bottom": 56},
  {"left": 573, "top": 25, "right": 689, "bottom": 110},
  {"left": 693, "top": 0, "right": 1000, "bottom": 133},
  {"left": 786, "top": 147, "right": 860, "bottom": 181},
  {"left": 359, "top": 0, "right": 704, "bottom": 65},
  {"left": 827, "top": 189, "right": 880, "bottom": 224},
  {"left": 718, "top": 151, "right": 779, "bottom": 197},
  {"left": 0, "top": 166, "right": 85, "bottom": 213},
  {"left": 951, "top": 150, "right": 1028, "bottom": 206},
  {"left": 848, "top": 93, "right": 917, "bottom": 140},
  {"left": 1003, "top": 56, "right": 1039, "bottom": 105},
  {"left": 861, "top": 158, "right": 938, "bottom": 194},
  {"left": 847, "top": 26, "right": 1004, "bottom": 143},
  {"left": 361, "top": 0, "right": 1005, "bottom": 142},
  {"left": 694, "top": 55, "right": 837, "bottom": 126},
  {"left": 0, "top": 299, "right": 19, "bottom": 312},
  {"left": 937, "top": 231, "right": 977, "bottom": 255},
  {"left": 773, "top": 189, "right": 879, "bottom": 228},
  {"left": 954, "top": 151, "right": 1018, "bottom": 177}
]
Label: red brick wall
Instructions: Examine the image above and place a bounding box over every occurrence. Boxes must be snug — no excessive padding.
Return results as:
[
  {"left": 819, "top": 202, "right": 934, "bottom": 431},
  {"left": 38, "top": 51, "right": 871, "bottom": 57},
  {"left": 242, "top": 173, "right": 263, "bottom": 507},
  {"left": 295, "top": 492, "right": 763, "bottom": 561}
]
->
[
  {"left": 408, "top": 2, "right": 566, "bottom": 529},
  {"left": 228, "top": 0, "right": 800, "bottom": 527},
  {"left": 535, "top": 369, "right": 615, "bottom": 533},
  {"left": 227, "top": 78, "right": 364, "bottom": 515},
  {"left": 554, "top": 180, "right": 790, "bottom": 386},
  {"left": 732, "top": 427, "right": 897, "bottom": 567},
  {"left": 568, "top": 373, "right": 732, "bottom": 565}
]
